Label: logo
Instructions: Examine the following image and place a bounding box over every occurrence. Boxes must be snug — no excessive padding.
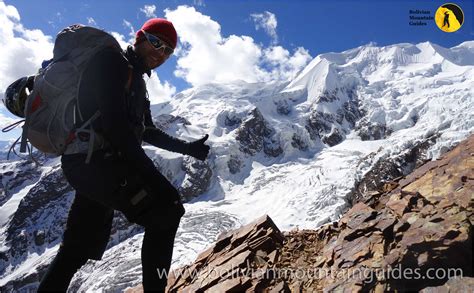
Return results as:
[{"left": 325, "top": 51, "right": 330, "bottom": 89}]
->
[{"left": 435, "top": 3, "right": 464, "bottom": 32}]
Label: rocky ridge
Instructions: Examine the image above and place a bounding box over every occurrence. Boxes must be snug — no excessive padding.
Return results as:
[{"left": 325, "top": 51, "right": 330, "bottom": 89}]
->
[{"left": 126, "top": 134, "right": 473, "bottom": 292}]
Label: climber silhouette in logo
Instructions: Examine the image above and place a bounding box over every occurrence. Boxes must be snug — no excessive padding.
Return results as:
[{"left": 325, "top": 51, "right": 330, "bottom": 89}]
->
[
  {"left": 435, "top": 3, "right": 464, "bottom": 33},
  {"left": 443, "top": 11, "right": 450, "bottom": 28}
]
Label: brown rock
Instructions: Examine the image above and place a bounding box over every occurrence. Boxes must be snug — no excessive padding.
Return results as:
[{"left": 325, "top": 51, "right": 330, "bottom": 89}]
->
[
  {"left": 290, "top": 280, "right": 303, "bottom": 293},
  {"left": 375, "top": 213, "right": 397, "bottom": 233},
  {"left": 206, "top": 276, "right": 251, "bottom": 292},
  {"left": 335, "top": 235, "right": 373, "bottom": 268},
  {"left": 248, "top": 229, "right": 278, "bottom": 252},
  {"left": 254, "top": 250, "right": 268, "bottom": 267},
  {"left": 270, "top": 281, "right": 290, "bottom": 293},
  {"left": 340, "top": 202, "right": 375, "bottom": 228},
  {"left": 164, "top": 135, "right": 474, "bottom": 293},
  {"left": 212, "top": 241, "right": 251, "bottom": 267},
  {"left": 393, "top": 219, "right": 410, "bottom": 234},
  {"left": 386, "top": 193, "right": 410, "bottom": 217},
  {"left": 420, "top": 277, "right": 474, "bottom": 293},
  {"left": 383, "top": 181, "right": 399, "bottom": 193},
  {"left": 267, "top": 250, "right": 278, "bottom": 265}
]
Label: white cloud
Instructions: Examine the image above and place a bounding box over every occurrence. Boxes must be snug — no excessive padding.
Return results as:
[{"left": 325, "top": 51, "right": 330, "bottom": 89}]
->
[
  {"left": 87, "top": 17, "right": 97, "bottom": 26},
  {"left": 165, "top": 6, "right": 312, "bottom": 87},
  {"left": 250, "top": 11, "right": 278, "bottom": 45},
  {"left": 122, "top": 19, "right": 137, "bottom": 43},
  {"left": 262, "top": 46, "right": 312, "bottom": 81},
  {"left": 0, "top": 2, "right": 53, "bottom": 83},
  {"left": 0, "top": 1, "right": 53, "bottom": 109},
  {"left": 0, "top": 1, "right": 53, "bottom": 136},
  {"left": 145, "top": 71, "right": 176, "bottom": 103},
  {"left": 0, "top": 110, "right": 17, "bottom": 128},
  {"left": 140, "top": 4, "right": 157, "bottom": 18},
  {"left": 110, "top": 32, "right": 129, "bottom": 50}
]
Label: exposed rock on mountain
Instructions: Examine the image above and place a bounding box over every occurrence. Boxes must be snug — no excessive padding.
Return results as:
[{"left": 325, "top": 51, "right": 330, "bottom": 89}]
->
[
  {"left": 5, "top": 166, "right": 72, "bottom": 255},
  {"left": 356, "top": 119, "right": 390, "bottom": 141},
  {"left": 217, "top": 109, "right": 243, "bottom": 129},
  {"left": 305, "top": 91, "right": 361, "bottom": 147},
  {"left": 351, "top": 134, "right": 439, "bottom": 205},
  {"left": 153, "top": 134, "right": 473, "bottom": 292},
  {"left": 166, "top": 215, "right": 284, "bottom": 292},
  {"left": 153, "top": 113, "right": 191, "bottom": 130},
  {"left": 0, "top": 160, "right": 42, "bottom": 207},
  {"left": 274, "top": 99, "right": 291, "bottom": 115},
  {"left": 291, "top": 133, "right": 308, "bottom": 151},
  {"left": 227, "top": 154, "right": 243, "bottom": 175},
  {"left": 0, "top": 164, "right": 74, "bottom": 291},
  {"left": 313, "top": 135, "right": 473, "bottom": 292},
  {"left": 179, "top": 156, "right": 212, "bottom": 201},
  {"left": 421, "top": 277, "right": 474, "bottom": 292},
  {"left": 236, "top": 108, "right": 274, "bottom": 156}
]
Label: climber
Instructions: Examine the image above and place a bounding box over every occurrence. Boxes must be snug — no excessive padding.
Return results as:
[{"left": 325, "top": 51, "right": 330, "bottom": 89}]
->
[{"left": 37, "top": 18, "right": 210, "bottom": 292}]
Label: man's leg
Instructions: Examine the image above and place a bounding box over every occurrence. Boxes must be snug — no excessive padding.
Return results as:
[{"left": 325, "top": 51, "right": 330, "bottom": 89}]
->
[
  {"left": 141, "top": 224, "right": 179, "bottom": 291},
  {"left": 38, "top": 192, "right": 114, "bottom": 292},
  {"left": 37, "top": 244, "right": 89, "bottom": 292},
  {"left": 134, "top": 196, "right": 183, "bottom": 292},
  {"left": 117, "top": 179, "right": 184, "bottom": 292},
  {"left": 103, "top": 158, "right": 185, "bottom": 292}
]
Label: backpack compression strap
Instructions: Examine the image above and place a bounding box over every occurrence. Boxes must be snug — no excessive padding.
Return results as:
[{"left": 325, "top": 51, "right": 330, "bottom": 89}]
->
[
  {"left": 73, "top": 110, "right": 101, "bottom": 164},
  {"left": 19, "top": 91, "right": 38, "bottom": 153}
]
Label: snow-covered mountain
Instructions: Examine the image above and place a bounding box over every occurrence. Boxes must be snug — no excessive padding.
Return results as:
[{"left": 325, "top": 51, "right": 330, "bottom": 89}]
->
[{"left": 1, "top": 40, "right": 473, "bottom": 292}]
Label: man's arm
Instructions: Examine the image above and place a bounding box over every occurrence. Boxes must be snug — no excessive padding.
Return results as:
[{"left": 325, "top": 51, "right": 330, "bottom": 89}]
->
[
  {"left": 142, "top": 104, "right": 210, "bottom": 160},
  {"left": 142, "top": 106, "right": 189, "bottom": 154},
  {"left": 143, "top": 126, "right": 190, "bottom": 154}
]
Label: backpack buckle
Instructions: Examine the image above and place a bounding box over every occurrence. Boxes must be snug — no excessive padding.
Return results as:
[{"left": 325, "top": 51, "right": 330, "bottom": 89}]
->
[{"left": 77, "top": 131, "right": 90, "bottom": 142}]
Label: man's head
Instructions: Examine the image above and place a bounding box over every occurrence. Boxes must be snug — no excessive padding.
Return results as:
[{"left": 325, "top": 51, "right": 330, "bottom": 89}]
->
[{"left": 134, "top": 18, "right": 177, "bottom": 70}]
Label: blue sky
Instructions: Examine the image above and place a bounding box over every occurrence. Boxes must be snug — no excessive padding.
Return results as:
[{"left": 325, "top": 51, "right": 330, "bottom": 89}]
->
[
  {"left": 4, "top": 0, "right": 473, "bottom": 92},
  {"left": 0, "top": 0, "right": 472, "bottom": 139}
]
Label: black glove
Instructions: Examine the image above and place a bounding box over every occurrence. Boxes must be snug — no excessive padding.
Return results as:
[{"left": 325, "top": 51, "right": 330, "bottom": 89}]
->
[{"left": 185, "top": 134, "right": 210, "bottom": 161}]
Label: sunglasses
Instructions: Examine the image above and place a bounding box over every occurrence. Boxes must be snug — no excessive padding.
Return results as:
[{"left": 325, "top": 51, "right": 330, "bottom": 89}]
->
[{"left": 142, "top": 30, "right": 174, "bottom": 56}]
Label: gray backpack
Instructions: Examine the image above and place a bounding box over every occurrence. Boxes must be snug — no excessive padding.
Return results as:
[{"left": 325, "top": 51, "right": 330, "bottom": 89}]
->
[{"left": 20, "top": 24, "right": 128, "bottom": 163}]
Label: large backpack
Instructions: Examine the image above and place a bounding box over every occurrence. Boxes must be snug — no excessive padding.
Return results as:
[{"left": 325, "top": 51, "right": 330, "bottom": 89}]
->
[{"left": 17, "top": 24, "right": 128, "bottom": 163}]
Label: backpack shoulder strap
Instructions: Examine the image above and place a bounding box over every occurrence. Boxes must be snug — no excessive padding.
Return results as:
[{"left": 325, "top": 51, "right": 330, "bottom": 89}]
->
[
  {"left": 126, "top": 65, "right": 133, "bottom": 92},
  {"left": 121, "top": 53, "right": 134, "bottom": 93}
]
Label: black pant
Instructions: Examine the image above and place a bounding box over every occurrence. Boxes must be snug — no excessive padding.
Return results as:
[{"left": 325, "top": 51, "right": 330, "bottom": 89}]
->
[{"left": 38, "top": 151, "right": 184, "bottom": 292}]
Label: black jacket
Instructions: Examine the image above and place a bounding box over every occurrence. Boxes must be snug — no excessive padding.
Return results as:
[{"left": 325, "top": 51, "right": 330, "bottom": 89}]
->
[{"left": 64, "top": 45, "right": 188, "bottom": 190}]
